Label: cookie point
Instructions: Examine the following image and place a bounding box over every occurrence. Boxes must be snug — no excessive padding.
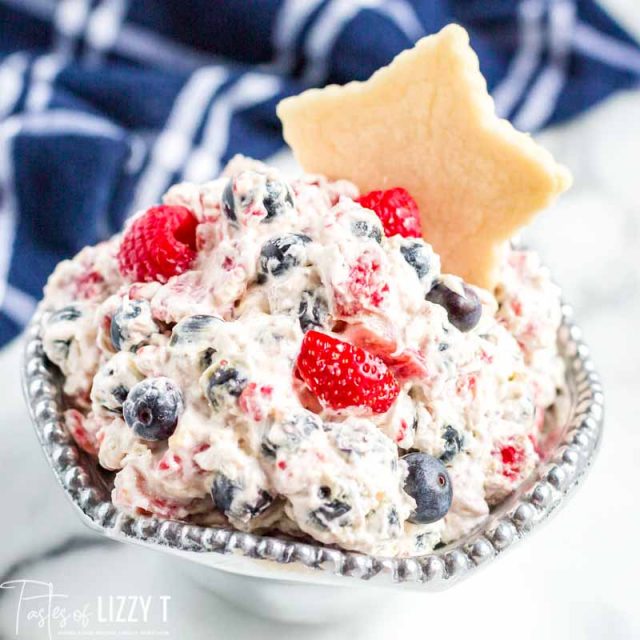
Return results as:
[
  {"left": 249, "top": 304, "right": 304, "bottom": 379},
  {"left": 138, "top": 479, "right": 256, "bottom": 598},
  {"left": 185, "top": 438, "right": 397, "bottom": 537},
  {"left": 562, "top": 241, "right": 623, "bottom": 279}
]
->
[{"left": 277, "top": 23, "right": 572, "bottom": 290}]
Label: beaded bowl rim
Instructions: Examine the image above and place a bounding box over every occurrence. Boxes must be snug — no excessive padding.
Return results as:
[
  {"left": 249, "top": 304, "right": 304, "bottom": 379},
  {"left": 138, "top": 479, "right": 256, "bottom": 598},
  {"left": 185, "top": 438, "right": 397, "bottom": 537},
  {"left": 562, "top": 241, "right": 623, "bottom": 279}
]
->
[{"left": 22, "top": 304, "right": 603, "bottom": 589}]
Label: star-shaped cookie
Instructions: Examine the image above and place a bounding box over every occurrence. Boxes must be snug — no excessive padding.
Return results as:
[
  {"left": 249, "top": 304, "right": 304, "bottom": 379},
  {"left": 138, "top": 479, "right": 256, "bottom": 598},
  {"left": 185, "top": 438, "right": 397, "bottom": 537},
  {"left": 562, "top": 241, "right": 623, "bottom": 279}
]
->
[{"left": 277, "top": 24, "right": 572, "bottom": 289}]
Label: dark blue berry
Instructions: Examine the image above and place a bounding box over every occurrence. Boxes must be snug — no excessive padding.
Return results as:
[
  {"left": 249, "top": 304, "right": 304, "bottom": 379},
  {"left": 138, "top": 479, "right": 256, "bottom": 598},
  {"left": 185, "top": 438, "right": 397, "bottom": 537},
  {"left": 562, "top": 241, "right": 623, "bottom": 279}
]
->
[
  {"left": 263, "top": 179, "right": 294, "bottom": 222},
  {"left": 257, "top": 233, "right": 311, "bottom": 282},
  {"left": 221, "top": 179, "right": 236, "bottom": 222},
  {"left": 111, "top": 385, "right": 130, "bottom": 406},
  {"left": 426, "top": 281, "right": 481, "bottom": 332},
  {"left": 400, "top": 242, "right": 431, "bottom": 280},
  {"left": 261, "top": 413, "right": 321, "bottom": 458},
  {"left": 310, "top": 498, "right": 351, "bottom": 529},
  {"left": 44, "top": 306, "right": 85, "bottom": 366},
  {"left": 111, "top": 300, "right": 155, "bottom": 351},
  {"left": 415, "top": 533, "right": 432, "bottom": 551},
  {"left": 211, "top": 474, "right": 235, "bottom": 513},
  {"left": 351, "top": 219, "right": 382, "bottom": 244},
  {"left": 260, "top": 441, "right": 277, "bottom": 459},
  {"left": 201, "top": 347, "right": 216, "bottom": 369},
  {"left": 170, "top": 314, "right": 221, "bottom": 346},
  {"left": 402, "top": 452, "right": 452, "bottom": 524},
  {"left": 298, "top": 289, "right": 329, "bottom": 333},
  {"left": 207, "top": 365, "right": 248, "bottom": 409},
  {"left": 223, "top": 174, "right": 294, "bottom": 224},
  {"left": 440, "top": 426, "right": 463, "bottom": 463},
  {"left": 49, "top": 305, "right": 82, "bottom": 323},
  {"left": 49, "top": 339, "right": 71, "bottom": 362},
  {"left": 211, "top": 474, "right": 273, "bottom": 519},
  {"left": 123, "top": 377, "right": 183, "bottom": 441}
]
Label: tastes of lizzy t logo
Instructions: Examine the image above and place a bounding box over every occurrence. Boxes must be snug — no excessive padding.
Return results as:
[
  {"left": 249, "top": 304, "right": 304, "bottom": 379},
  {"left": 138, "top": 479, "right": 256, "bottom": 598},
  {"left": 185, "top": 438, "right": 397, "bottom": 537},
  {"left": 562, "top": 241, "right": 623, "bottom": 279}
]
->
[{"left": 0, "top": 579, "right": 171, "bottom": 638}]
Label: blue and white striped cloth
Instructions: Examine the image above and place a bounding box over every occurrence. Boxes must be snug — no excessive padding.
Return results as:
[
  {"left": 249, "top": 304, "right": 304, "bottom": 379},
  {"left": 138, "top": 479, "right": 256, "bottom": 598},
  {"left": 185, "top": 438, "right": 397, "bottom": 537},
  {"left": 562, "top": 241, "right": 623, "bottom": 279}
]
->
[{"left": 1, "top": 0, "right": 639, "bottom": 346}]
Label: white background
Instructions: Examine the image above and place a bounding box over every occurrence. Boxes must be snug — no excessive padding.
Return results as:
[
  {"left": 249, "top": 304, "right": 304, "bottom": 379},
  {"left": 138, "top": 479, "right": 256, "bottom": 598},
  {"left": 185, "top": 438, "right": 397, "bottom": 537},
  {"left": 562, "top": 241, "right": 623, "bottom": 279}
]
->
[{"left": 1, "top": 1, "right": 639, "bottom": 638}]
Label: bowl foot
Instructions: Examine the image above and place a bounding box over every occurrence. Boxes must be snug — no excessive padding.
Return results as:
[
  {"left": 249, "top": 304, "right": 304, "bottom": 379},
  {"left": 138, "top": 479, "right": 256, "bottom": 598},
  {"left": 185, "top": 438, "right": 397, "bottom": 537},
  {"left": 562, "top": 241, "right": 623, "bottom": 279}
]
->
[{"left": 178, "top": 560, "right": 389, "bottom": 624}]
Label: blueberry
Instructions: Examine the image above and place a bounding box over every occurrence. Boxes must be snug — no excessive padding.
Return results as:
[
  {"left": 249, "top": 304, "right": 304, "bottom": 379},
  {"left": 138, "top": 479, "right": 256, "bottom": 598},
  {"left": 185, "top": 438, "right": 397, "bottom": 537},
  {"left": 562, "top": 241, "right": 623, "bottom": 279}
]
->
[
  {"left": 261, "top": 413, "right": 321, "bottom": 458},
  {"left": 91, "top": 352, "right": 144, "bottom": 413},
  {"left": 400, "top": 242, "right": 431, "bottom": 280},
  {"left": 112, "top": 385, "right": 130, "bottom": 406},
  {"left": 310, "top": 499, "right": 351, "bottom": 529},
  {"left": 260, "top": 441, "right": 278, "bottom": 459},
  {"left": 48, "top": 339, "right": 71, "bottom": 362},
  {"left": 211, "top": 473, "right": 273, "bottom": 519},
  {"left": 206, "top": 365, "right": 248, "bottom": 409},
  {"left": 263, "top": 178, "right": 294, "bottom": 222},
  {"left": 257, "top": 234, "right": 311, "bottom": 282},
  {"left": 49, "top": 305, "right": 82, "bottom": 323},
  {"left": 212, "top": 474, "right": 234, "bottom": 513},
  {"left": 440, "top": 426, "right": 463, "bottom": 463},
  {"left": 426, "top": 281, "right": 481, "bottom": 332},
  {"left": 201, "top": 348, "right": 216, "bottom": 369},
  {"left": 170, "top": 314, "right": 221, "bottom": 346},
  {"left": 402, "top": 452, "right": 453, "bottom": 524},
  {"left": 123, "top": 377, "right": 184, "bottom": 441},
  {"left": 298, "top": 289, "right": 329, "bottom": 333},
  {"left": 415, "top": 533, "right": 432, "bottom": 551},
  {"left": 221, "top": 179, "right": 236, "bottom": 222},
  {"left": 351, "top": 219, "right": 382, "bottom": 244},
  {"left": 111, "top": 302, "right": 141, "bottom": 350},
  {"left": 97, "top": 381, "right": 131, "bottom": 414},
  {"left": 43, "top": 306, "right": 88, "bottom": 367},
  {"left": 222, "top": 174, "right": 294, "bottom": 224},
  {"left": 249, "top": 492, "right": 274, "bottom": 517},
  {"left": 111, "top": 299, "right": 157, "bottom": 351}
]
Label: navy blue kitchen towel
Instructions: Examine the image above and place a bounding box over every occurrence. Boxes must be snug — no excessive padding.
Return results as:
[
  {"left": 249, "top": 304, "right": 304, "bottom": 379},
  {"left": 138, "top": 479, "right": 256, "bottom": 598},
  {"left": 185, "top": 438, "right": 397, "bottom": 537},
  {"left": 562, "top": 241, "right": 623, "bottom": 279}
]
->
[{"left": 1, "top": 0, "right": 639, "bottom": 345}]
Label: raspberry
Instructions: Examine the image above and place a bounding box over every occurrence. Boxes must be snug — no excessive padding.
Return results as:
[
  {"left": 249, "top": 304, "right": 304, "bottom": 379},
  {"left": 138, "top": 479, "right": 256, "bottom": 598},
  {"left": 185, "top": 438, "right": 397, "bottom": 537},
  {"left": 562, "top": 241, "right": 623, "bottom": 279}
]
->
[
  {"left": 64, "top": 409, "right": 98, "bottom": 455},
  {"left": 296, "top": 330, "right": 399, "bottom": 414},
  {"left": 334, "top": 252, "right": 390, "bottom": 316},
  {"left": 75, "top": 271, "right": 104, "bottom": 299},
  {"left": 118, "top": 205, "right": 198, "bottom": 283},
  {"left": 498, "top": 443, "right": 526, "bottom": 480},
  {"left": 357, "top": 187, "right": 421, "bottom": 238}
]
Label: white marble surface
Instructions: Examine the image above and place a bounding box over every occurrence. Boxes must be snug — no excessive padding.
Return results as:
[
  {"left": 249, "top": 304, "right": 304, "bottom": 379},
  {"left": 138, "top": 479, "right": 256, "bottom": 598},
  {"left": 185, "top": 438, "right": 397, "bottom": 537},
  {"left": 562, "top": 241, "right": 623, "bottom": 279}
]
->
[{"left": 2, "top": 11, "right": 640, "bottom": 640}]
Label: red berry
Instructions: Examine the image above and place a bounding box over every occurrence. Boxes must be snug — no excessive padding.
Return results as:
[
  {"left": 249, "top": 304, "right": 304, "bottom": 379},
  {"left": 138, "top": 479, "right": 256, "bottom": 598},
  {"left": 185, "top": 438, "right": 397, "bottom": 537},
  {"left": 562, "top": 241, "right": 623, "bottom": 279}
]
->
[
  {"left": 498, "top": 444, "right": 526, "bottom": 480},
  {"left": 118, "top": 205, "right": 198, "bottom": 283},
  {"left": 357, "top": 187, "right": 421, "bottom": 238},
  {"left": 296, "top": 330, "right": 399, "bottom": 414},
  {"left": 64, "top": 409, "right": 98, "bottom": 455},
  {"left": 343, "top": 322, "right": 429, "bottom": 380},
  {"left": 75, "top": 270, "right": 104, "bottom": 299},
  {"left": 334, "top": 252, "right": 390, "bottom": 316}
]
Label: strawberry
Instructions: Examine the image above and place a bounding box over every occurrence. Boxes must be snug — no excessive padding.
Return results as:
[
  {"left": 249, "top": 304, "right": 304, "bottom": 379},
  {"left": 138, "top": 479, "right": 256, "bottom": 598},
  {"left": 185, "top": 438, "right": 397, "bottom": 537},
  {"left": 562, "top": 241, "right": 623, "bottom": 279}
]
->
[
  {"left": 296, "top": 330, "right": 399, "bottom": 414},
  {"left": 357, "top": 187, "right": 421, "bottom": 238},
  {"left": 118, "top": 205, "right": 198, "bottom": 283},
  {"left": 342, "top": 321, "right": 429, "bottom": 380}
]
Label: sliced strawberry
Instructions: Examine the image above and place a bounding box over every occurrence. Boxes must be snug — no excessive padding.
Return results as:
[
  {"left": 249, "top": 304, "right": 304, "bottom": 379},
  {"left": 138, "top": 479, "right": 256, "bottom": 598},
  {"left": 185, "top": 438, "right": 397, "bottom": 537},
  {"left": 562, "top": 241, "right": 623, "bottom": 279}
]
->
[
  {"left": 296, "top": 330, "right": 399, "bottom": 414},
  {"left": 343, "top": 322, "right": 429, "bottom": 381}
]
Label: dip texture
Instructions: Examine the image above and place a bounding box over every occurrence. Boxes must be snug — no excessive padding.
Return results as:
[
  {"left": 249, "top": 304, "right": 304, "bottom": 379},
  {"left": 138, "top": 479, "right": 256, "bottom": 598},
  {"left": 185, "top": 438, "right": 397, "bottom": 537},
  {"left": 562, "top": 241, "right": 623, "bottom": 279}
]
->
[{"left": 41, "top": 156, "right": 563, "bottom": 556}]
